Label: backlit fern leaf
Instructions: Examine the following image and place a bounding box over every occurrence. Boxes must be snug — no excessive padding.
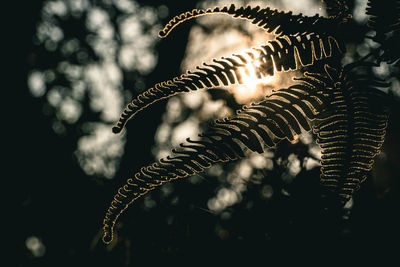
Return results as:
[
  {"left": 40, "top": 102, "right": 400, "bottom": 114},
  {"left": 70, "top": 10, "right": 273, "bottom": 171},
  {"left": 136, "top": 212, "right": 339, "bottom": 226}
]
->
[
  {"left": 112, "top": 33, "right": 344, "bottom": 134},
  {"left": 103, "top": 64, "right": 390, "bottom": 244},
  {"left": 311, "top": 65, "right": 389, "bottom": 203},
  {"left": 158, "top": 4, "right": 341, "bottom": 39},
  {"left": 102, "top": 69, "right": 333, "bottom": 244},
  {"left": 98, "top": 1, "right": 396, "bottom": 245}
]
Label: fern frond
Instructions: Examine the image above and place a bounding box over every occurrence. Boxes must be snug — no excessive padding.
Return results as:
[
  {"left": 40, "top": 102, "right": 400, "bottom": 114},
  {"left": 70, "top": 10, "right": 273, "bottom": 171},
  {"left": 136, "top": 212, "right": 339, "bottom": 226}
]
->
[
  {"left": 102, "top": 72, "right": 333, "bottom": 244},
  {"left": 112, "top": 33, "right": 344, "bottom": 134},
  {"left": 103, "top": 64, "right": 390, "bottom": 243},
  {"left": 313, "top": 65, "right": 390, "bottom": 203},
  {"left": 158, "top": 4, "right": 338, "bottom": 38}
]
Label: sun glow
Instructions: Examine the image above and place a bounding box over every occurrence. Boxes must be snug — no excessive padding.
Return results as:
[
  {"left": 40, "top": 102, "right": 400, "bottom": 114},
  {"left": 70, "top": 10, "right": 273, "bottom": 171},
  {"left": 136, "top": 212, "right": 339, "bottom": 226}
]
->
[{"left": 234, "top": 59, "right": 274, "bottom": 101}]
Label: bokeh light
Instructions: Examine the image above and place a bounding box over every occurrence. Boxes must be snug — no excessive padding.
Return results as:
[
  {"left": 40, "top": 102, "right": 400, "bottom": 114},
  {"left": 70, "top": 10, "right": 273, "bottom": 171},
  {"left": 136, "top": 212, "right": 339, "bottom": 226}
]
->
[{"left": 28, "top": 0, "right": 166, "bottom": 179}]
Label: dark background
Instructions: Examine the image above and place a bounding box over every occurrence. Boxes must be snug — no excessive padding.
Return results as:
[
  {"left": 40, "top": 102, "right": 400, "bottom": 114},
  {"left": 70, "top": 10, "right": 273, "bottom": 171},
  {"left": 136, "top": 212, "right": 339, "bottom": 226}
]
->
[{"left": 12, "top": 0, "right": 400, "bottom": 266}]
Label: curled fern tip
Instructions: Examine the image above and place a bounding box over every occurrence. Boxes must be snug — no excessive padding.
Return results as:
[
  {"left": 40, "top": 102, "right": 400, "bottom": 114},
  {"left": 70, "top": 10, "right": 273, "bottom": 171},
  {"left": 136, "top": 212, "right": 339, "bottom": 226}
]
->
[
  {"left": 158, "top": 30, "right": 167, "bottom": 38},
  {"left": 112, "top": 126, "right": 122, "bottom": 134},
  {"left": 102, "top": 232, "right": 113, "bottom": 245}
]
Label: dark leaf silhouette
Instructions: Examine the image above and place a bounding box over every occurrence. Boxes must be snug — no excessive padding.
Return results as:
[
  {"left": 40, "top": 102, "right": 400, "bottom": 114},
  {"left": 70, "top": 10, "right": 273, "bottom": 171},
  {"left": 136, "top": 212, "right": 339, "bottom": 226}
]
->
[
  {"left": 367, "top": 0, "right": 400, "bottom": 35},
  {"left": 112, "top": 33, "right": 344, "bottom": 133},
  {"left": 323, "top": 0, "right": 351, "bottom": 18},
  {"left": 312, "top": 65, "right": 389, "bottom": 202},
  {"left": 101, "top": 1, "right": 395, "bottom": 244},
  {"left": 158, "top": 4, "right": 346, "bottom": 39},
  {"left": 103, "top": 66, "right": 335, "bottom": 244}
]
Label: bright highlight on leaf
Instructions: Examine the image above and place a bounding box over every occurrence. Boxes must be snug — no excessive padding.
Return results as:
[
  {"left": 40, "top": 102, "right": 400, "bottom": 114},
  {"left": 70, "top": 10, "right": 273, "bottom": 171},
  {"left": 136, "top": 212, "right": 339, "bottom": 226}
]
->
[{"left": 235, "top": 61, "right": 274, "bottom": 96}]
